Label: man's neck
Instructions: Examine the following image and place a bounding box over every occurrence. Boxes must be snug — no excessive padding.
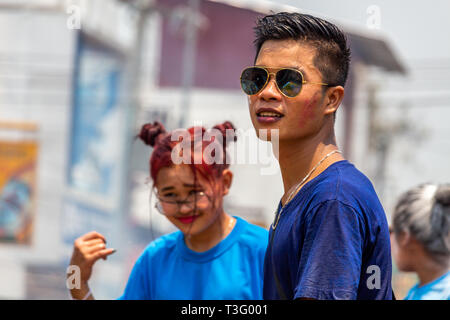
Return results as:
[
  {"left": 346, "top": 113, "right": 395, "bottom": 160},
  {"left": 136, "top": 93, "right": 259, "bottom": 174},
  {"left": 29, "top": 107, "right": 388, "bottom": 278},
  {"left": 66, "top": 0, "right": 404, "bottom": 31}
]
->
[{"left": 277, "top": 130, "right": 344, "bottom": 204}]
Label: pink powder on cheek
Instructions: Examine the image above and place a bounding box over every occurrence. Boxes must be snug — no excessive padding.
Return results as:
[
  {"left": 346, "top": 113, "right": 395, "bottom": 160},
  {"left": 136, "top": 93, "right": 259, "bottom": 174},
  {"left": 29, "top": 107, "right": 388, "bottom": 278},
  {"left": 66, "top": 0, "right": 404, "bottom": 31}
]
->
[{"left": 298, "top": 95, "right": 319, "bottom": 128}]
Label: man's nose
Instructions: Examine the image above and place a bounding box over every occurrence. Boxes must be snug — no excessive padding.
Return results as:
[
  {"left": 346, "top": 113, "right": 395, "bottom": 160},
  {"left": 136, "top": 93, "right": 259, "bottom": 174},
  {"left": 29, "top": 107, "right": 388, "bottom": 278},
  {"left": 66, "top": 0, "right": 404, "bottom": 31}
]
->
[{"left": 259, "top": 76, "right": 282, "bottom": 101}]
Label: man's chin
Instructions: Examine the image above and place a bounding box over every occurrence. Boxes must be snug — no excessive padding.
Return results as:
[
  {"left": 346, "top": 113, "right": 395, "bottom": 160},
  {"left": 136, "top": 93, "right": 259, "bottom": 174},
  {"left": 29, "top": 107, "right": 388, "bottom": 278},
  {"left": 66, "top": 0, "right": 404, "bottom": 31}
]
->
[{"left": 255, "top": 128, "right": 280, "bottom": 142}]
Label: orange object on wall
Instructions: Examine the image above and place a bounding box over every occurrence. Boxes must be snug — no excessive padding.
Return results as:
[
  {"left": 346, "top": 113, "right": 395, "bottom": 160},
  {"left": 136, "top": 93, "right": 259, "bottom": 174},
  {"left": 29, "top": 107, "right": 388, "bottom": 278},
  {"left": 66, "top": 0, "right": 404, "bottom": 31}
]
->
[{"left": 0, "top": 123, "right": 39, "bottom": 244}]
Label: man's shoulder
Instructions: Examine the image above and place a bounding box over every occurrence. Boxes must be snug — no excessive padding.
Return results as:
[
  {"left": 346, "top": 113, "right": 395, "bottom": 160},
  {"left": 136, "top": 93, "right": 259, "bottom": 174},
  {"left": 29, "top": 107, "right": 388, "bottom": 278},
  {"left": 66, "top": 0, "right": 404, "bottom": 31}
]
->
[
  {"left": 320, "top": 160, "right": 372, "bottom": 187},
  {"left": 296, "top": 161, "right": 384, "bottom": 221},
  {"left": 309, "top": 161, "right": 378, "bottom": 202}
]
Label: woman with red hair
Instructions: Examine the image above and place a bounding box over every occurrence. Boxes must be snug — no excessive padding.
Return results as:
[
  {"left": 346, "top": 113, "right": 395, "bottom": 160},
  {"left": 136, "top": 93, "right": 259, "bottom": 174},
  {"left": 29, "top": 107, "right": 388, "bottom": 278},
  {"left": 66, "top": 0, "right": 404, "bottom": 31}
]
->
[{"left": 68, "top": 121, "right": 268, "bottom": 300}]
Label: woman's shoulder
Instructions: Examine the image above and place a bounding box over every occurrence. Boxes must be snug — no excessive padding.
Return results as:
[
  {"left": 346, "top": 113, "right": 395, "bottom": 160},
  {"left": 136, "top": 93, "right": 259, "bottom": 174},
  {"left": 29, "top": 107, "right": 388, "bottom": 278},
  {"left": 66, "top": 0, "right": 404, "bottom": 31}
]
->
[
  {"left": 140, "top": 231, "right": 181, "bottom": 259},
  {"left": 235, "top": 216, "right": 269, "bottom": 245}
]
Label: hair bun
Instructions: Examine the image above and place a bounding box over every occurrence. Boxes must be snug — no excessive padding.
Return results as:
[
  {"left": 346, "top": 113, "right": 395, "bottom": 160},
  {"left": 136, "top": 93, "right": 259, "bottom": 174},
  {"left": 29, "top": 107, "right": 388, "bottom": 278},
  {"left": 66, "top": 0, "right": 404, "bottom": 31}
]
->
[
  {"left": 435, "top": 185, "right": 450, "bottom": 207},
  {"left": 138, "top": 121, "right": 166, "bottom": 147},
  {"left": 213, "top": 121, "right": 237, "bottom": 143}
]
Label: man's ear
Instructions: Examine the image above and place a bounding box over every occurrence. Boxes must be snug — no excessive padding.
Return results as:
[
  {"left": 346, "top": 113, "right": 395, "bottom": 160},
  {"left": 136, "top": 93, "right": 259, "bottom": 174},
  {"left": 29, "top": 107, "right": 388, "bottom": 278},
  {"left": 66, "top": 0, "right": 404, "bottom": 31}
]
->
[
  {"left": 323, "top": 86, "right": 344, "bottom": 115},
  {"left": 221, "top": 169, "right": 233, "bottom": 196}
]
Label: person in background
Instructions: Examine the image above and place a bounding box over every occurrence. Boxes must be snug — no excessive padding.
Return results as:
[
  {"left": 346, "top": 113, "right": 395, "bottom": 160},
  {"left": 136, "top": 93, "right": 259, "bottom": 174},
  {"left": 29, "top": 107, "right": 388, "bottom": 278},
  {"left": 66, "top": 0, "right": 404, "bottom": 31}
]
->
[
  {"left": 67, "top": 121, "right": 268, "bottom": 300},
  {"left": 390, "top": 183, "right": 450, "bottom": 300}
]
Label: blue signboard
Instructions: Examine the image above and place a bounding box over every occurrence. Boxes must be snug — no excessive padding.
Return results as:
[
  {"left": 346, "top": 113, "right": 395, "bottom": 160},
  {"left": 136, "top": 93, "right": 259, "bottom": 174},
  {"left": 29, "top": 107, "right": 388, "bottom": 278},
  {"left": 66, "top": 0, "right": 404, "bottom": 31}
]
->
[
  {"left": 67, "top": 32, "right": 125, "bottom": 202},
  {"left": 63, "top": 32, "right": 128, "bottom": 245}
]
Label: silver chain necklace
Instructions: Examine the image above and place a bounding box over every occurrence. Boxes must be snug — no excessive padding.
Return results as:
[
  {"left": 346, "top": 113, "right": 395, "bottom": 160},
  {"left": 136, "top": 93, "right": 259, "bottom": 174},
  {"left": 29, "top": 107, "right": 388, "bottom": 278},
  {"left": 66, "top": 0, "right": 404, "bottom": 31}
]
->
[{"left": 271, "top": 149, "right": 342, "bottom": 230}]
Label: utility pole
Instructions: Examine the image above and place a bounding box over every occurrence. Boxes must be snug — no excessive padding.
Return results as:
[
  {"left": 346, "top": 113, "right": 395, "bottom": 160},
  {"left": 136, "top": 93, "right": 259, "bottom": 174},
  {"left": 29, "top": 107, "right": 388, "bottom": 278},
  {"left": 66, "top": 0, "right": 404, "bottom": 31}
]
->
[
  {"left": 367, "top": 82, "right": 388, "bottom": 200},
  {"left": 367, "top": 81, "right": 421, "bottom": 206},
  {"left": 179, "top": 0, "right": 200, "bottom": 128},
  {"left": 116, "top": 0, "right": 154, "bottom": 260}
]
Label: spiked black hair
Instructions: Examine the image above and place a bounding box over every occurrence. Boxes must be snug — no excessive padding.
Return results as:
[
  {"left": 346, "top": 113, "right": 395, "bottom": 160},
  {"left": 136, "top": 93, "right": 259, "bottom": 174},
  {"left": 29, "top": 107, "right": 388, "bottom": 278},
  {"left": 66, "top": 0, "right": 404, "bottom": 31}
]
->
[{"left": 254, "top": 12, "right": 351, "bottom": 87}]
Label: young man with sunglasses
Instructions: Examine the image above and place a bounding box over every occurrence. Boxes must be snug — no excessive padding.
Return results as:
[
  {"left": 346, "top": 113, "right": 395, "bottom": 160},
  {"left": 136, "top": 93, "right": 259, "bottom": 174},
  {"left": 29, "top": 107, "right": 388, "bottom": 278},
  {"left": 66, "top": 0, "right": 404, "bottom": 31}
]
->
[{"left": 240, "top": 12, "right": 394, "bottom": 300}]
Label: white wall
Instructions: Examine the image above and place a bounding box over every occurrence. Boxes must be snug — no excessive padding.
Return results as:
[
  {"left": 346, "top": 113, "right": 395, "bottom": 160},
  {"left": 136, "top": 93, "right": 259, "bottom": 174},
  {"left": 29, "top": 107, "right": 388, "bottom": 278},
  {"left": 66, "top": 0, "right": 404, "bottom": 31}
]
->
[
  {"left": 0, "top": 10, "right": 76, "bottom": 298},
  {"left": 371, "top": 63, "right": 450, "bottom": 218}
]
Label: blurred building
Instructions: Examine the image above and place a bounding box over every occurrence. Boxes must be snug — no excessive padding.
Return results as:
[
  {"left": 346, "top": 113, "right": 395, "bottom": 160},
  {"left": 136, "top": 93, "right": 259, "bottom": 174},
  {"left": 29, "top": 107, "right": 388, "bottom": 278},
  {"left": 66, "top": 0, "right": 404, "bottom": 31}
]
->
[
  {"left": 0, "top": 0, "right": 408, "bottom": 299},
  {"left": 0, "top": 0, "right": 139, "bottom": 299}
]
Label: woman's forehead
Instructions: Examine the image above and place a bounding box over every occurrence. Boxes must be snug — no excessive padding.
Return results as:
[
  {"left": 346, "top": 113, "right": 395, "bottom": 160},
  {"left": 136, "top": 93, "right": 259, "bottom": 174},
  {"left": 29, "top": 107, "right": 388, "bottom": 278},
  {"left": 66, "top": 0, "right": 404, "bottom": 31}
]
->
[{"left": 155, "top": 165, "right": 209, "bottom": 188}]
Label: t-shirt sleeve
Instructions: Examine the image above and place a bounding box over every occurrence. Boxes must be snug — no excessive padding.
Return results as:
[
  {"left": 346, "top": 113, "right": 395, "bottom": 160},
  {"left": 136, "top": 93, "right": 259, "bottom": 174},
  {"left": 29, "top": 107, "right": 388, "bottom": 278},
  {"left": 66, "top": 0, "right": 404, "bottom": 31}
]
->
[
  {"left": 294, "top": 200, "right": 365, "bottom": 300},
  {"left": 117, "top": 252, "right": 151, "bottom": 300}
]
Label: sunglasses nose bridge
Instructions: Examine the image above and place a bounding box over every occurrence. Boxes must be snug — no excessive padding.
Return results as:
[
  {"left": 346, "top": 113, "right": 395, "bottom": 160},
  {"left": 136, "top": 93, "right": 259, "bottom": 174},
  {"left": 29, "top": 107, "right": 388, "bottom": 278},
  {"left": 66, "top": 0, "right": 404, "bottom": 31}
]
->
[
  {"left": 261, "top": 71, "right": 282, "bottom": 95},
  {"left": 266, "top": 71, "right": 278, "bottom": 85}
]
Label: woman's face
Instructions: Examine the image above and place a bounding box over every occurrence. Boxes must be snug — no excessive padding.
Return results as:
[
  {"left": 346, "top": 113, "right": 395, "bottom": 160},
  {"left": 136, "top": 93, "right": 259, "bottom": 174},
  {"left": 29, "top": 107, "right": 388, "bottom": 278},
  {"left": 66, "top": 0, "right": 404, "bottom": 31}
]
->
[{"left": 154, "top": 164, "right": 231, "bottom": 236}]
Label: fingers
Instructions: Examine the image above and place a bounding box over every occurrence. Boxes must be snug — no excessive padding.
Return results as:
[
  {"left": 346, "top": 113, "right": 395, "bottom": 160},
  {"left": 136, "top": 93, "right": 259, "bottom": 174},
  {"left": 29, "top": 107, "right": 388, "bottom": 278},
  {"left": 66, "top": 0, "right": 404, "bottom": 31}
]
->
[
  {"left": 73, "top": 232, "right": 114, "bottom": 264},
  {"left": 73, "top": 232, "right": 108, "bottom": 253},
  {"left": 80, "top": 231, "right": 107, "bottom": 244},
  {"left": 102, "top": 248, "right": 116, "bottom": 260},
  {"left": 85, "top": 242, "right": 107, "bottom": 254},
  {"left": 88, "top": 248, "right": 116, "bottom": 262},
  {"left": 70, "top": 233, "right": 115, "bottom": 283},
  {"left": 85, "top": 239, "right": 106, "bottom": 248}
]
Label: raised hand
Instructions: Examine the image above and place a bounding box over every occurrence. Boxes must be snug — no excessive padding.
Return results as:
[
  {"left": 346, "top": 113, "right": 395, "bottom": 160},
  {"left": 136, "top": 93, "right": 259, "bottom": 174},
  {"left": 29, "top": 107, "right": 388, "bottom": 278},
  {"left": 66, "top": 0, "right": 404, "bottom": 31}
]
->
[{"left": 69, "top": 231, "right": 116, "bottom": 283}]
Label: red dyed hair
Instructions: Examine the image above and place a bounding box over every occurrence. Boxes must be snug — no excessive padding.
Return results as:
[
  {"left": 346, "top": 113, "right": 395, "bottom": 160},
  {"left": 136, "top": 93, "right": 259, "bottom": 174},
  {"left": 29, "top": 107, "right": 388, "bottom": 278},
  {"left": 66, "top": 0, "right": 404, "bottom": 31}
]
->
[{"left": 138, "top": 121, "right": 237, "bottom": 186}]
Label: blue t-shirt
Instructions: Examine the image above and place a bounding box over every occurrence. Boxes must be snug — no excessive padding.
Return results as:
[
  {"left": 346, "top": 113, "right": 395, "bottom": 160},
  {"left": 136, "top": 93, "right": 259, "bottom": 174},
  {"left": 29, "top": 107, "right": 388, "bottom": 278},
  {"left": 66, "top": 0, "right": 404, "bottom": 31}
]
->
[
  {"left": 404, "top": 271, "right": 450, "bottom": 300},
  {"left": 118, "top": 216, "right": 268, "bottom": 299},
  {"left": 263, "top": 160, "right": 393, "bottom": 300}
]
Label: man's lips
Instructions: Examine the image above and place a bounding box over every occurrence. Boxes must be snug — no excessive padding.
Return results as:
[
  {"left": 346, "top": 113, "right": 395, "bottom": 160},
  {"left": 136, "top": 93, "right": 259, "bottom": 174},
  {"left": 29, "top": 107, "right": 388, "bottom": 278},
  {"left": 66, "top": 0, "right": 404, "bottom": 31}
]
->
[
  {"left": 255, "top": 108, "right": 284, "bottom": 123},
  {"left": 177, "top": 215, "right": 198, "bottom": 224}
]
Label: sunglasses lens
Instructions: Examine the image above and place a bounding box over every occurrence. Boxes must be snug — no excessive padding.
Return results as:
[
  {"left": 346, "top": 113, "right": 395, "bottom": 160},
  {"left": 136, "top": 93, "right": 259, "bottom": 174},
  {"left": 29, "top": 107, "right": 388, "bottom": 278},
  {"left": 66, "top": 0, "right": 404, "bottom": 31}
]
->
[
  {"left": 240, "top": 67, "right": 268, "bottom": 95},
  {"left": 276, "top": 69, "right": 303, "bottom": 97}
]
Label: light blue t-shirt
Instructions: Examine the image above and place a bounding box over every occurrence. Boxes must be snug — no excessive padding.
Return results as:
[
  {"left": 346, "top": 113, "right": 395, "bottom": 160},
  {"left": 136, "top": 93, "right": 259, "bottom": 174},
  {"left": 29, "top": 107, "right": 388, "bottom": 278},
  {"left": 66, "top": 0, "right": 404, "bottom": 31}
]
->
[
  {"left": 118, "top": 216, "right": 268, "bottom": 300},
  {"left": 404, "top": 271, "right": 450, "bottom": 300}
]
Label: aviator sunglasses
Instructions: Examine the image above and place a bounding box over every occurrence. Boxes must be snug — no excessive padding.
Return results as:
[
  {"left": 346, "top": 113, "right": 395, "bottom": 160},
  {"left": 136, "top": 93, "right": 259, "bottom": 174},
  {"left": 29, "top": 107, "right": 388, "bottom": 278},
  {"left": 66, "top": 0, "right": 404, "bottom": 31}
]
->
[{"left": 240, "top": 66, "right": 330, "bottom": 98}]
